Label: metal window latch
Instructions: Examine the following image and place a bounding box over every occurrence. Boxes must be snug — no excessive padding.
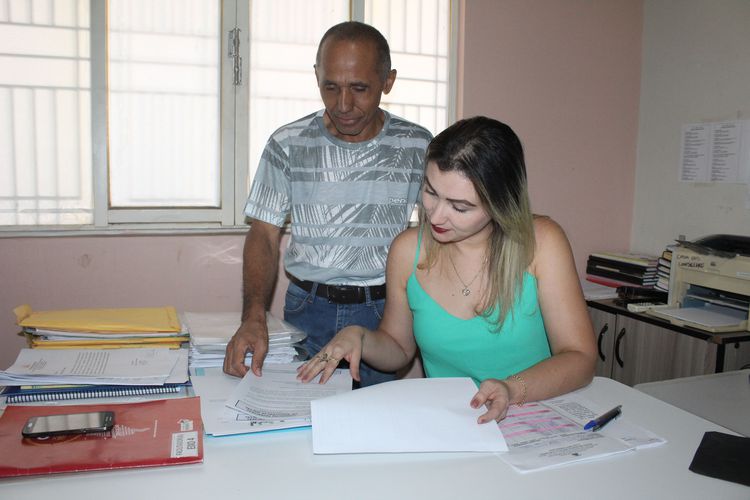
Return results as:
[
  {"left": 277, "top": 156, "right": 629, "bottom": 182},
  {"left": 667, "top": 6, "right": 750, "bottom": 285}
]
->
[{"left": 228, "top": 28, "right": 242, "bottom": 85}]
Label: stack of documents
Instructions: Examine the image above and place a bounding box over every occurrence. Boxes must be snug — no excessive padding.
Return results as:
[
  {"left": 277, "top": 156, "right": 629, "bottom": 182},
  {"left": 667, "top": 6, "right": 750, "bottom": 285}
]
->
[
  {"left": 496, "top": 392, "right": 665, "bottom": 472},
  {"left": 184, "top": 312, "right": 306, "bottom": 369},
  {"left": 14, "top": 305, "right": 189, "bottom": 349},
  {"left": 190, "top": 363, "right": 351, "bottom": 436},
  {"left": 0, "top": 347, "right": 189, "bottom": 388}
]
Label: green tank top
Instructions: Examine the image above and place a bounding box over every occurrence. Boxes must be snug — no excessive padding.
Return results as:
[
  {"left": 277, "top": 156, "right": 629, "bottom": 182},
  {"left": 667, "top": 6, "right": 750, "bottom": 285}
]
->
[{"left": 407, "top": 229, "right": 551, "bottom": 385}]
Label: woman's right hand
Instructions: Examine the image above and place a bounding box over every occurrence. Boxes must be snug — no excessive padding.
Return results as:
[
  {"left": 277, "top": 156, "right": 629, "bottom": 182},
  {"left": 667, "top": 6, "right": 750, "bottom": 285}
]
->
[{"left": 296, "top": 326, "right": 367, "bottom": 384}]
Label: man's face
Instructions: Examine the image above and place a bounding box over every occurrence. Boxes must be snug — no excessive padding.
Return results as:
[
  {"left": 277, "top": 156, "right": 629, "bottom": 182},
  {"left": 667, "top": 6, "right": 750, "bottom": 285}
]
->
[{"left": 315, "top": 38, "right": 396, "bottom": 143}]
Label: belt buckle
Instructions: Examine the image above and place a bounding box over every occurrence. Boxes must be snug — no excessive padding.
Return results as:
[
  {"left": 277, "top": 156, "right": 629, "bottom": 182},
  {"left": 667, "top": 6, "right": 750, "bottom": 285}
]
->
[{"left": 327, "top": 285, "right": 360, "bottom": 304}]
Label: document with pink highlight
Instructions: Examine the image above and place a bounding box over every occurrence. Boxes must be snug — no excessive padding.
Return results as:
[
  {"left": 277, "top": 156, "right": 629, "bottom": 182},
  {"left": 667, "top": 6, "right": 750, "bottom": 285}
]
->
[{"left": 497, "top": 392, "right": 664, "bottom": 473}]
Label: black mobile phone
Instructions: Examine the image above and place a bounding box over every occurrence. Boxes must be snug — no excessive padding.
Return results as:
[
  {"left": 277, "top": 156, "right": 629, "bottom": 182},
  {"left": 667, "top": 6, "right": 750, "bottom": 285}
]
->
[{"left": 22, "top": 411, "right": 115, "bottom": 438}]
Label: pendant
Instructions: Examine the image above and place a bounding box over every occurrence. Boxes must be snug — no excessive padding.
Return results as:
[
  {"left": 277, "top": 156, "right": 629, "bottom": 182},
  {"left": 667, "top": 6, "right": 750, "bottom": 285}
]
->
[{"left": 462, "top": 288, "right": 471, "bottom": 296}]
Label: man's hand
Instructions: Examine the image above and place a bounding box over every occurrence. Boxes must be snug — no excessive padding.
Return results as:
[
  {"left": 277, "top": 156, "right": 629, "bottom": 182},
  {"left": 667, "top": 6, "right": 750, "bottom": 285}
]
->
[{"left": 223, "top": 316, "right": 269, "bottom": 377}]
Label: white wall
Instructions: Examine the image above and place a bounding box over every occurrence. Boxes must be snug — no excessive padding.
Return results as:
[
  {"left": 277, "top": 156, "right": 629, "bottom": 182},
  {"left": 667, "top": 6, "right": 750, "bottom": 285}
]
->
[{"left": 632, "top": 0, "right": 750, "bottom": 255}]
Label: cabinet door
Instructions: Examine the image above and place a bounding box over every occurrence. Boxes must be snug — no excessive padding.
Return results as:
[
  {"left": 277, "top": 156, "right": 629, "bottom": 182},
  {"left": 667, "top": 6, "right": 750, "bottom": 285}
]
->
[
  {"left": 611, "top": 316, "right": 715, "bottom": 386},
  {"left": 721, "top": 341, "right": 750, "bottom": 371},
  {"left": 588, "top": 307, "right": 616, "bottom": 378}
]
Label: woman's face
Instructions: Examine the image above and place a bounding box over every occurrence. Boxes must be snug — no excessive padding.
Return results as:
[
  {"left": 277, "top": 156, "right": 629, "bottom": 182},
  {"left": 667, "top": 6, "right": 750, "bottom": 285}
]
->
[{"left": 421, "top": 161, "right": 493, "bottom": 244}]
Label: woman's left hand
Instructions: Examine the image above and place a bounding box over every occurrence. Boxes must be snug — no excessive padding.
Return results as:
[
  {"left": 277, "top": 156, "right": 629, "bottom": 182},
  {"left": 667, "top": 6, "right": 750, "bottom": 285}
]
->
[{"left": 470, "top": 378, "right": 512, "bottom": 424}]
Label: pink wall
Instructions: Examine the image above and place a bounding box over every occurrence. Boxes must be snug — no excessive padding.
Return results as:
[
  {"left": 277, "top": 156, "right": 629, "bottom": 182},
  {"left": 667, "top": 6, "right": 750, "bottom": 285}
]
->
[
  {"left": 0, "top": 1, "right": 643, "bottom": 369},
  {"left": 461, "top": 0, "right": 642, "bottom": 275},
  {"left": 0, "top": 234, "right": 290, "bottom": 368}
]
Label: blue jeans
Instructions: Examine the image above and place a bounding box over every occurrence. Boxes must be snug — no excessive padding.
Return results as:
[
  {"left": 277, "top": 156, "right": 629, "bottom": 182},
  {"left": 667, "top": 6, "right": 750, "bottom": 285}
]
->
[{"left": 283, "top": 281, "right": 396, "bottom": 388}]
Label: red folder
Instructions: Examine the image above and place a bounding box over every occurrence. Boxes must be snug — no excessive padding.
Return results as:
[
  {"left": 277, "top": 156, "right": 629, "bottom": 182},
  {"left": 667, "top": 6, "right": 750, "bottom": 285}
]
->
[{"left": 0, "top": 396, "right": 203, "bottom": 477}]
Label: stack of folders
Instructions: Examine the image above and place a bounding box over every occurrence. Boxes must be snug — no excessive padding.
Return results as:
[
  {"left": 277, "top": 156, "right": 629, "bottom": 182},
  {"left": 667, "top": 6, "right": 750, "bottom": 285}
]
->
[
  {"left": 184, "top": 311, "right": 307, "bottom": 369},
  {"left": 14, "top": 304, "right": 190, "bottom": 350},
  {"left": 585, "top": 251, "right": 659, "bottom": 289},
  {"left": 3, "top": 305, "right": 190, "bottom": 403},
  {"left": 0, "top": 347, "right": 189, "bottom": 403}
]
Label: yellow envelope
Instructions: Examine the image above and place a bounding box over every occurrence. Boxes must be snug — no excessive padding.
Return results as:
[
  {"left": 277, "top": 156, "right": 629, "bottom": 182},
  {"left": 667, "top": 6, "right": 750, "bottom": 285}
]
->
[
  {"left": 28, "top": 341, "right": 185, "bottom": 350},
  {"left": 14, "top": 305, "right": 182, "bottom": 333}
]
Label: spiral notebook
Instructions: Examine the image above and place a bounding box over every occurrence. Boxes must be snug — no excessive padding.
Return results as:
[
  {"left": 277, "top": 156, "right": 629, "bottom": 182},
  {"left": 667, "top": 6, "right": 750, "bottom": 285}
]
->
[{"left": 2, "top": 383, "right": 184, "bottom": 403}]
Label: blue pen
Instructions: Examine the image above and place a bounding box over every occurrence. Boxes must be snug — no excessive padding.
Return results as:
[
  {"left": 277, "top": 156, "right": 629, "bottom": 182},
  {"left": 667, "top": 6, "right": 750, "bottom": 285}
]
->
[{"left": 584, "top": 405, "right": 622, "bottom": 431}]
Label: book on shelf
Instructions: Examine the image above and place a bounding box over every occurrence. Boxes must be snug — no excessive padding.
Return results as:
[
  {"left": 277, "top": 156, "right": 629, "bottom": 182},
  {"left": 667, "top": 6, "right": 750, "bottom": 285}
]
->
[
  {"left": 2, "top": 382, "right": 187, "bottom": 404},
  {"left": 585, "top": 262, "right": 657, "bottom": 279},
  {"left": 585, "top": 266, "right": 657, "bottom": 286},
  {"left": 655, "top": 276, "right": 670, "bottom": 292},
  {"left": 587, "top": 255, "right": 657, "bottom": 274},
  {"left": 0, "top": 396, "right": 203, "bottom": 478},
  {"left": 585, "top": 274, "right": 654, "bottom": 289},
  {"left": 589, "top": 252, "right": 659, "bottom": 268}
]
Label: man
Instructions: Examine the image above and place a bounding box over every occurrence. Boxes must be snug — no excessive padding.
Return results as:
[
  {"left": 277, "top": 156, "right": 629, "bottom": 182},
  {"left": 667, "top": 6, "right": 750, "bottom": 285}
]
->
[{"left": 223, "top": 21, "right": 432, "bottom": 387}]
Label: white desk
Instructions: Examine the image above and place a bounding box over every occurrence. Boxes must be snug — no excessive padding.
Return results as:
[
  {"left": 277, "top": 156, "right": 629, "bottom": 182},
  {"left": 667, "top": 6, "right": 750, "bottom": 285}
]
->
[
  {"left": 0, "top": 377, "right": 747, "bottom": 500},
  {"left": 636, "top": 369, "right": 750, "bottom": 437}
]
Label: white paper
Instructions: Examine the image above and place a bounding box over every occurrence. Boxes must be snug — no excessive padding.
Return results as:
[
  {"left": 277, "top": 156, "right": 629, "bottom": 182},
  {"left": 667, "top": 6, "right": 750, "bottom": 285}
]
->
[
  {"left": 652, "top": 304, "right": 746, "bottom": 328},
  {"left": 497, "top": 391, "right": 665, "bottom": 472},
  {"left": 710, "top": 121, "right": 741, "bottom": 182},
  {"left": 311, "top": 377, "right": 508, "bottom": 454},
  {"left": 190, "top": 366, "right": 307, "bottom": 436},
  {"left": 580, "top": 280, "right": 619, "bottom": 300},
  {"left": 185, "top": 312, "right": 306, "bottom": 369},
  {"left": 165, "top": 348, "right": 189, "bottom": 384},
  {"left": 0, "top": 348, "right": 179, "bottom": 386},
  {"left": 680, "top": 123, "right": 710, "bottom": 182},
  {"left": 680, "top": 120, "right": 750, "bottom": 183},
  {"left": 188, "top": 345, "right": 299, "bottom": 369},
  {"left": 183, "top": 311, "right": 305, "bottom": 346},
  {"left": 226, "top": 363, "right": 352, "bottom": 422}
]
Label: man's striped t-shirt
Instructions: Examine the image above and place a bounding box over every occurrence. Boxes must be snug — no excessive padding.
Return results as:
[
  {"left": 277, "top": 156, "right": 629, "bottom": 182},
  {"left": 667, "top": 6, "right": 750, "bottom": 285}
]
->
[{"left": 244, "top": 109, "right": 432, "bottom": 286}]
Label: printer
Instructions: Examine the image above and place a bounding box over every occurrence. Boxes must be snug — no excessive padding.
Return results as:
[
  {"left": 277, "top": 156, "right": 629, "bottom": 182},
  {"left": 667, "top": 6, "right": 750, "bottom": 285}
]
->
[{"left": 647, "top": 234, "right": 750, "bottom": 332}]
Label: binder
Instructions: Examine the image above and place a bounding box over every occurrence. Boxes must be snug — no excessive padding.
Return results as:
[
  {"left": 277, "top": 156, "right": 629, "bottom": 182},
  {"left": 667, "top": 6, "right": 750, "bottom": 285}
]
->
[
  {"left": 3, "top": 383, "right": 184, "bottom": 404},
  {"left": 0, "top": 397, "right": 204, "bottom": 478}
]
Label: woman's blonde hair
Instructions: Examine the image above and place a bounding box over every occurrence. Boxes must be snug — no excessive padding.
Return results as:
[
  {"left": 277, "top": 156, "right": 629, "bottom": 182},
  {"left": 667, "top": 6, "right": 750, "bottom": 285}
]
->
[{"left": 419, "top": 116, "right": 536, "bottom": 329}]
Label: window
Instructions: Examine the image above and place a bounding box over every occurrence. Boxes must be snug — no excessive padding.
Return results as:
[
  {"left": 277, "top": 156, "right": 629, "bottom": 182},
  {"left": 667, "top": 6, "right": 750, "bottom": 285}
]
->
[{"left": 0, "top": 0, "right": 456, "bottom": 232}]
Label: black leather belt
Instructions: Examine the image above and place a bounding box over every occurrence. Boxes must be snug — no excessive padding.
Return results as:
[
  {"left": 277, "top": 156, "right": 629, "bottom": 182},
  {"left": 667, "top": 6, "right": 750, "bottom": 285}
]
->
[{"left": 289, "top": 276, "right": 386, "bottom": 304}]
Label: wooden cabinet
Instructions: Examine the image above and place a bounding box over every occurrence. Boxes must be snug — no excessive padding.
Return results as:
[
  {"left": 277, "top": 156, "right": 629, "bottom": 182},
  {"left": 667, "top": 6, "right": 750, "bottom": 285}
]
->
[{"left": 588, "top": 301, "right": 750, "bottom": 386}]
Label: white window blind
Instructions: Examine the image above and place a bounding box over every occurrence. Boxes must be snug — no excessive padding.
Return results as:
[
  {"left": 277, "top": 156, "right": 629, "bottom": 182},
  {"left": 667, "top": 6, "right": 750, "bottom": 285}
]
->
[{"left": 0, "top": 0, "right": 456, "bottom": 232}]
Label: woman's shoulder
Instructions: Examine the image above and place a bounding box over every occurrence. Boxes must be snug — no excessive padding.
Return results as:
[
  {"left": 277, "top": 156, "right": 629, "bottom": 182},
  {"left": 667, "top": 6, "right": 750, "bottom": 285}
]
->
[
  {"left": 533, "top": 215, "right": 567, "bottom": 245},
  {"left": 387, "top": 226, "right": 422, "bottom": 284},
  {"left": 531, "top": 216, "right": 573, "bottom": 272},
  {"left": 390, "top": 226, "right": 421, "bottom": 259}
]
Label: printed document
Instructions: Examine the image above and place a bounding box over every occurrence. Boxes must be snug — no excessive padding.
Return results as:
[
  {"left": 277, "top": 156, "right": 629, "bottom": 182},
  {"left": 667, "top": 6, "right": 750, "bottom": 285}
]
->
[
  {"left": 497, "top": 392, "right": 665, "bottom": 472},
  {"left": 225, "top": 363, "right": 352, "bottom": 425},
  {"left": 191, "top": 366, "right": 319, "bottom": 436},
  {"left": 0, "top": 348, "right": 181, "bottom": 386}
]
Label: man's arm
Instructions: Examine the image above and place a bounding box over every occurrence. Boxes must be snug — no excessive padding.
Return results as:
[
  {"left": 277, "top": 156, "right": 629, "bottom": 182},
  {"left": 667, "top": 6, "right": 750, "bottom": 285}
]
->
[{"left": 223, "top": 219, "right": 283, "bottom": 377}]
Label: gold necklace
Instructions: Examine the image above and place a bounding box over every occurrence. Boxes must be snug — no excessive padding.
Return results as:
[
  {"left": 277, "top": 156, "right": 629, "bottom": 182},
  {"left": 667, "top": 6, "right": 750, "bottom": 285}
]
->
[{"left": 447, "top": 249, "right": 485, "bottom": 296}]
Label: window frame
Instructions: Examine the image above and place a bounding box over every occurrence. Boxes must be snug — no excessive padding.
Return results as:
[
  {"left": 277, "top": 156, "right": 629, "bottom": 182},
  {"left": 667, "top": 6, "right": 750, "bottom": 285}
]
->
[{"left": 1, "top": 0, "right": 458, "bottom": 236}]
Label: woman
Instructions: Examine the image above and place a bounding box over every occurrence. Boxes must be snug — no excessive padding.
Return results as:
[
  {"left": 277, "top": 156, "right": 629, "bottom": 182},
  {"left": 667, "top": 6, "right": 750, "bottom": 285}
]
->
[{"left": 297, "top": 116, "right": 596, "bottom": 423}]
